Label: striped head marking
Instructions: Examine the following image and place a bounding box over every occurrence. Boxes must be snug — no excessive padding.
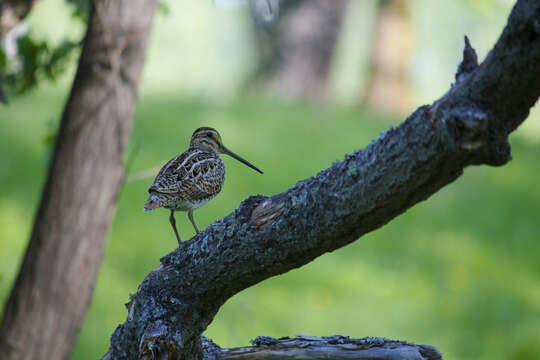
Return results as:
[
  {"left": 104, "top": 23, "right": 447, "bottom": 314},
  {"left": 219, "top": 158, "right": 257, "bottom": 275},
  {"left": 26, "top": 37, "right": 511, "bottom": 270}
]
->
[
  {"left": 189, "top": 127, "right": 263, "bottom": 174},
  {"left": 190, "top": 127, "right": 223, "bottom": 153}
]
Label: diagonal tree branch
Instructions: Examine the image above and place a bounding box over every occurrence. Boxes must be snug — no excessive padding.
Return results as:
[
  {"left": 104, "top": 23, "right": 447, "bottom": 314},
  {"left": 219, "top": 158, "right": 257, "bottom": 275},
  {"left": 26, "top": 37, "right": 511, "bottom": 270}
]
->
[{"left": 104, "top": 1, "right": 540, "bottom": 359}]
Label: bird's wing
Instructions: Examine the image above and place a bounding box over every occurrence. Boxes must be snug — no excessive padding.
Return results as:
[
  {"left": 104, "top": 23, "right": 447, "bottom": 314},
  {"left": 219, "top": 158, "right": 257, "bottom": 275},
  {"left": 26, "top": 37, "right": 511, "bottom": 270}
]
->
[
  {"left": 148, "top": 152, "right": 192, "bottom": 194},
  {"left": 148, "top": 150, "right": 224, "bottom": 201},
  {"left": 180, "top": 156, "right": 225, "bottom": 202}
]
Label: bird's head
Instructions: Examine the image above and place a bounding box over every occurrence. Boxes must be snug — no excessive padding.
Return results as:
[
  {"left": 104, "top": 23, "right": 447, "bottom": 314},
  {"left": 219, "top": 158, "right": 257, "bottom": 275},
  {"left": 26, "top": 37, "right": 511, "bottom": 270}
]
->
[
  {"left": 190, "top": 127, "right": 223, "bottom": 153},
  {"left": 190, "top": 127, "right": 263, "bottom": 174}
]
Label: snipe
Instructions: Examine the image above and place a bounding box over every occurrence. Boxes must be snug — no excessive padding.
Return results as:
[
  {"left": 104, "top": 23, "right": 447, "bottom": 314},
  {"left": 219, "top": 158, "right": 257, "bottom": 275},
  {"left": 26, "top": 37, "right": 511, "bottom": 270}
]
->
[{"left": 144, "top": 127, "right": 263, "bottom": 244}]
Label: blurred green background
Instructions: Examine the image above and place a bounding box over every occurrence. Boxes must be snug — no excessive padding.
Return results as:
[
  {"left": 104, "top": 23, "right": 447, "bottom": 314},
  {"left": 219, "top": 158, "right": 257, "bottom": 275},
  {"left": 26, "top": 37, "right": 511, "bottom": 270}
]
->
[{"left": 1, "top": 1, "right": 539, "bottom": 360}]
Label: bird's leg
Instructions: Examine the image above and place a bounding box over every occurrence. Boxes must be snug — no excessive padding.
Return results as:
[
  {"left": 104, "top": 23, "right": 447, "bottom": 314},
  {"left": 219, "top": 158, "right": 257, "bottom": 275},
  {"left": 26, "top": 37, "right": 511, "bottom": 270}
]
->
[
  {"left": 169, "top": 210, "right": 181, "bottom": 244},
  {"left": 188, "top": 209, "right": 200, "bottom": 234}
]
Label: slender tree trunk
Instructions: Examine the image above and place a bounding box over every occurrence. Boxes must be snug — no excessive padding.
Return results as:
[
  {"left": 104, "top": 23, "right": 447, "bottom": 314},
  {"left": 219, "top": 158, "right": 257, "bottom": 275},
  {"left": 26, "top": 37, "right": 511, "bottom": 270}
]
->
[
  {"left": 252, "top": 0, "right": 349, "bottom": 100},
  {"left": 0, "top": 1, "right": 157, "bottom": 359},
  {"left": 363, "top": 0, "right": 413, "bottom": 115}
]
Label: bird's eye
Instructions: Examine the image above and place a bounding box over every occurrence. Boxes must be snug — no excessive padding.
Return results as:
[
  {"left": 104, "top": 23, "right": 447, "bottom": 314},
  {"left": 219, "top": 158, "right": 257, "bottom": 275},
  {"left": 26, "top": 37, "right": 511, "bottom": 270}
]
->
[{"left": 206, "top": 132, "right": 212, "bottom": 138}]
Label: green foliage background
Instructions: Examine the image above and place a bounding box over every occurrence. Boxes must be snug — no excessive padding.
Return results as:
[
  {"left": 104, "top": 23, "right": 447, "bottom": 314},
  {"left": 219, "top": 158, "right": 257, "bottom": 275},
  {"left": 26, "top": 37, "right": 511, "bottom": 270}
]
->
[{"left": 1, "top": 1, "right": 539, "bottom": 360}]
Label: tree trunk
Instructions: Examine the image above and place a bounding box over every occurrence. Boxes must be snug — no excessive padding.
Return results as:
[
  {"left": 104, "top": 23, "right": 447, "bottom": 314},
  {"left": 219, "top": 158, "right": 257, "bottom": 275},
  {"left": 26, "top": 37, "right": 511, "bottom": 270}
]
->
[
  {"left": 363, "top": 0, "right": 413, "bottom": 115},
  {"left": 0, "top": 1, "right": 157, "bottom": 359},
  {"left": 252, "top": 0, "right": 349, "bottom": 100},
  {"left": 104, "top": 1, "right": 540, "bottom": 359}
]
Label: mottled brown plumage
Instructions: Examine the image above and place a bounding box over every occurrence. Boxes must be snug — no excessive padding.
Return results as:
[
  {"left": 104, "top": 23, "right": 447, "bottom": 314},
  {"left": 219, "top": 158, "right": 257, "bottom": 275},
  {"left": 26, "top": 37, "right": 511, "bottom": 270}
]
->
[{"left": 144, "top": 127, "right": 263, "bottom": 244}]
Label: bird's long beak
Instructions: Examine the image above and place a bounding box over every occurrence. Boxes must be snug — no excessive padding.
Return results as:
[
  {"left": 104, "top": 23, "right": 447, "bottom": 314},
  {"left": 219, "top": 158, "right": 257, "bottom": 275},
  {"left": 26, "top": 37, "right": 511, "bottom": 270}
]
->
[{"left": 220, "top": 145, "right": 263, "bottom": 174}]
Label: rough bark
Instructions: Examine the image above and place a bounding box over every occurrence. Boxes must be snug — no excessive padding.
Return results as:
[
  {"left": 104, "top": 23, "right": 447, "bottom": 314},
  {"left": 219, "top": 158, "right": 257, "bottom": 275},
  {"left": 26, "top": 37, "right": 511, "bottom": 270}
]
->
[
  {"left": 0, "top": 1, "right": 157, "bottom": 359},
  {"left": 0, "top": 0, "right": 38, "bottom": 38},
  {"left": 209, "top": 335, "right": 442, "bottom": 360},
  {"left": 364, "top": 0, "right": 413, "bottom": 115},
  {"left": 252, "top": 0, "right": 349, "bottom": 99},
  {"left": 105, "top": 1, "right": 540, "bottom": 359}
]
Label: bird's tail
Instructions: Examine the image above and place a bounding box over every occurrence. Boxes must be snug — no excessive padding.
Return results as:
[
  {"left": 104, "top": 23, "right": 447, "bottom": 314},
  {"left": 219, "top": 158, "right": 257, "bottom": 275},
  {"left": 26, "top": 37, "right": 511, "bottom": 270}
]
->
[{"left": 143, "top": 194, "right": 162, "bottom": 212}]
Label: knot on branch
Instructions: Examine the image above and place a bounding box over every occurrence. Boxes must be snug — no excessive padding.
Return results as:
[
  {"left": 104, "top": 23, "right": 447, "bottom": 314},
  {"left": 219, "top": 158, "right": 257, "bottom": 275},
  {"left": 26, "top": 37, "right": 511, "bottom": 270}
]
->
[
  {"left": 444, "top": 106, "right": 488, "bottom": 152},
  {"left": 454, "top": 36, "right": 478, "bottom": 84},
  {"left": 250, "top": 197, "right": 284, "bottom": 229},
  {"left": 443, "top": 105, "right": 511, "bottom": 166}
]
